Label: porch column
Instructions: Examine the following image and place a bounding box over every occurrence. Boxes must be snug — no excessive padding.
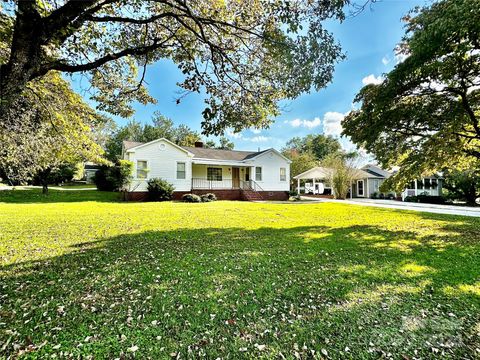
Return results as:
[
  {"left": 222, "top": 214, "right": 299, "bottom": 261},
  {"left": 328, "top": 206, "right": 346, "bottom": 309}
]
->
[
  {"left": 313, "top": 178, "right": 316, "bottom": 194},
  {"left": 414, "top": 179, "right": 418, "bottom": 196},
  {"left": 297, "top": 178, "right": 301, "bottom": 194},
  {"left": 366, "top": 178, "right": 369, "bottom": 199},
  {"left": 350, "top": 181, "right": 353, "bottom": 199}
]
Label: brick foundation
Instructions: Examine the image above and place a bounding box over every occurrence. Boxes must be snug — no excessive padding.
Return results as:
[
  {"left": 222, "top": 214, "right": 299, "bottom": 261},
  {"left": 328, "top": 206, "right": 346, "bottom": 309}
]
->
[{"left": 125, "top": 190, "right": 289, "bottom": 201}]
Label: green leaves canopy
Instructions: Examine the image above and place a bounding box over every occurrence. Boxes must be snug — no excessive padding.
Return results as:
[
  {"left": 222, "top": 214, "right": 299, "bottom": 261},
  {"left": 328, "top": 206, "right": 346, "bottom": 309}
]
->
[
  {"left": 0, "top": 0, "right": 346, "bottom": 135},
  {"left": 342, "top": 0, "right": 480, "bottom": 190}
]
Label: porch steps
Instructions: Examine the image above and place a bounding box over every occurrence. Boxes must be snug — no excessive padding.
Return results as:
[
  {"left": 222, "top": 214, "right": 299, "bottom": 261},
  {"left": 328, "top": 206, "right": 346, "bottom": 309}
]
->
[{"left": 242, "top": 189, "right": 263, "bottom": 201}]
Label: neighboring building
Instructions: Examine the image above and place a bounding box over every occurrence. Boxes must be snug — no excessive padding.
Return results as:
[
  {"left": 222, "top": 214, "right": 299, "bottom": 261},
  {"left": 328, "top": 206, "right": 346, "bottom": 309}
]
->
[
  {"left": 84, "top": 162, "right": 102, "bottom": 184},
  {"left": 122, "top": 138, "right": 291, "bottom": 201},
  {"left": 293, "top": 164, "right": 443, "bottom": 200}
]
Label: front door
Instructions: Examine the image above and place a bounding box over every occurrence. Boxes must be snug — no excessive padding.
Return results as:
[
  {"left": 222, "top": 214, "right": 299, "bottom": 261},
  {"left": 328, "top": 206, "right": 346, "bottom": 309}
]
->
[
  {"left": 357, "top": 180, "right": 364, "bottom": 197},
  {"left": 232, "top": 167, "right": 240, "bottom": 188}
]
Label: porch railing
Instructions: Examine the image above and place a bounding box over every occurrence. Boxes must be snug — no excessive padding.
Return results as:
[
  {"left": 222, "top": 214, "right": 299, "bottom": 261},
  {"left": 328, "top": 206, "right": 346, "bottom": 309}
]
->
[{"left": 191, "top": 178, "right": 264, "bottom": 191}]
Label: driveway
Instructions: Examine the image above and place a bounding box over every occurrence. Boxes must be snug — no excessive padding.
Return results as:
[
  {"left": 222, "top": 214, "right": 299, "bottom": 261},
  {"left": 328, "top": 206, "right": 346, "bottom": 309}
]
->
[{"left": 301, "top": 196, "right": 480, "bottom": 217}]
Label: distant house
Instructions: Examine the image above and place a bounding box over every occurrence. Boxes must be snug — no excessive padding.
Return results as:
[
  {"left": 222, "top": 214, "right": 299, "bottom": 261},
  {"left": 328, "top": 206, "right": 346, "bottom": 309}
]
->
[
  {"left": 83, "top": 162, "right": 102, "bottom": 184},
  {"left": 122, "top": 138, "right": 291, "bottom": 201},
  {"left": 294, "top": 164, "right": 443, "bottom": 200}
]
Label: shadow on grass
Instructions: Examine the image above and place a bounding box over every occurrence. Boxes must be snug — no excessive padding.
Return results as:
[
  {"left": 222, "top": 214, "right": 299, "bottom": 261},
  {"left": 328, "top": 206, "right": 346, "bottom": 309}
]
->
[
  {"left": 1, "top": 223, "right": 479, "bottom": 358},
  {"left": 0, "top": 189, "right": 121, "bottom": 203}
]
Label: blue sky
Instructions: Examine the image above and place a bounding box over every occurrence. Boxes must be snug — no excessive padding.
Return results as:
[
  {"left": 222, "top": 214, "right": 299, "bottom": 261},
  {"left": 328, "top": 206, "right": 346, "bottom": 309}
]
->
[{"left": 84, "top": 0, "right": 429, "bottom": 152}]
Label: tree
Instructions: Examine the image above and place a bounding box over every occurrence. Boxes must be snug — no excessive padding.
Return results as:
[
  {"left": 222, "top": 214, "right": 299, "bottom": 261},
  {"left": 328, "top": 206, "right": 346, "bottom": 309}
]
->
[
  {"left": 322, "top": 153, "right": 360, "bottom": 200},
  {"left": 282, "top": 134, "right": 343, "bottom": 162},
  {"left": 0, "top": 0, "right": 346, "bottom": 135},
  {"left": 217, "top": 137, "right": 234, "bottom": 150},
  {"left": 104, "top": 112, "right": 201, "bottom": 161},
  {"left": 443, "top": 169, "right": 480, "bottom": 206},
  {"left": 0, "top": 72, "right": 106, "bottom": 193},
  {"left": 342, "top": 0, "right": 480, "bottom": 190},
  {"left": 282, "top": 149, "right": 318, "bottom": 186}
]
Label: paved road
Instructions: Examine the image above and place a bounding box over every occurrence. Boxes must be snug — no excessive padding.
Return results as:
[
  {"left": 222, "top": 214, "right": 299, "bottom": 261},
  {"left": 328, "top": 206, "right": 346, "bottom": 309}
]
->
[{"left": 301, "top": 196, "right": 480, "bottom": 217}]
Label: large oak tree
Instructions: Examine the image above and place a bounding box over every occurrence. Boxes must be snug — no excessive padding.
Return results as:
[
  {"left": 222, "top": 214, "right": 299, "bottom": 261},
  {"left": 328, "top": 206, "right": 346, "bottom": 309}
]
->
[
  {"left": 0, "top": 0, "right": 348, "bottom": 135},
  {"left": 342, "top": 0, "right": 480, "bottom": 190}
]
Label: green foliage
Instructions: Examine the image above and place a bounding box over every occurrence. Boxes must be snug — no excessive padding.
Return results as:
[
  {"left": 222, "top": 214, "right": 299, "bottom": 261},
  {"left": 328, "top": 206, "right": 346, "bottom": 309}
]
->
[
  {"left": 1, "top": 192, "right": 480, "bottom": 358},
  {"left": 93, "top": 161, "right": 133, "bottom": 192},
  {"left": 200, "top": 193, "right": 217, "bottom": 202},
  {"left": 283, "top": 134, "right": 343, "bottom": 161},
  {"left": 105, "top": 113, "right": 201, "bottom": 161},
  {"left": 282, "top": 150, "right": 318, "bottom": 185},
  {"left": 182, "top": 193, "right": 201, "bottom": 203},
  {"left": 146, "top": 178, "right": 175, "bottom": 202},
  {"left": 1, "top": 0, "right": 346, "bottom": 135},
  {"left": 322, "top": 154, "right": 360, "bottom": 200},
  {"left": 203, "top": 137, "right": 235, "bottom": 150},
  {"left": 443, "top": 169, "right": 480, "bottom": 205},
  {"left": 33, "top": 163, "right": 76, "bottom": 186},
  {"left": 0, "top": 72, "right": 107, "bottom": 186},
  {"left": 343, "top": 0, "right": 480, "bottom": 190}
]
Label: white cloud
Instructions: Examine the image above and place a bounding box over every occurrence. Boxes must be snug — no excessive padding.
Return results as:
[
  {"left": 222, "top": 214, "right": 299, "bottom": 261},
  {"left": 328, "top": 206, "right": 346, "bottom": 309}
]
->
[
  {"left": 284, "top": 117, "right": 322, "bottom": 129},
  {"left": 244, "top": 135, "right": 270, "bottom": 143},
  {"left": 382, "top": 55, "right": 391, "bottom": 65},
  {"left": 362, "top": 74, "right": 383, "bottom": 86},
  {"left": 226, "top": 129, "right": 243, "bottom": 139},
  {"left": 322, "top": 111, "right": 345, "bottom": 137},
  {"left": 250, "top": 128, "right": 262, "bottom": 134}
]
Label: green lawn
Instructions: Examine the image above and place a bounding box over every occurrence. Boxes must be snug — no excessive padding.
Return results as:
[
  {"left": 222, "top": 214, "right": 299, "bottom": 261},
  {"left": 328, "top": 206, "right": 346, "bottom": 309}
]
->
[{"left": 1, "top": 190, "right": 479, "bottom": 358}]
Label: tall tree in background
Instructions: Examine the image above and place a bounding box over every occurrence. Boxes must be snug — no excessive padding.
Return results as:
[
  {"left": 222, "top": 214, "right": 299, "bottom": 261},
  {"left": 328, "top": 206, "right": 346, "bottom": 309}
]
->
[
  {"left": 443, "top": 169, "right": 480, "bottom": 206},
  {"left": 343, "top": 0, "right": 480, "bottom": 190},
  {"left": 283, "top": 134, "right": 343, "bottom": 161},
  {"left": 105, "top": 112, "right": 201, "bottom": 161},
  {"left": 0, "top": 72, "right": 106, "bottom": 193},
  {"left": 282, "top": 134, "right": 344, "bottom": 184},
  {"left": 0, "top": 0, "right": 347, "bottom": 135}
]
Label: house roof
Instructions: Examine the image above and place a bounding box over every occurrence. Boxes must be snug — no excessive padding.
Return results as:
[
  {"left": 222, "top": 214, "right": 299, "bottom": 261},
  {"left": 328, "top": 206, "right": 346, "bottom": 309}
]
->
[
  {"left": 123, "top": 141, "right": 145, "bottom": 150},
  {"left": 294, "top": 166, "right": 376, "bottom": 180},
  {"left": 181, "top": 146, "right": 264, "bottom": 161}
]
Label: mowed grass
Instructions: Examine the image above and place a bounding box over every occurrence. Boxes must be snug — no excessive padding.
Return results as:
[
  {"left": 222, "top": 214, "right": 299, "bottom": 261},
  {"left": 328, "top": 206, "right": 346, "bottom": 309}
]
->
[{"left": 1, "top": 190, "right": 479, "bottom": 359}]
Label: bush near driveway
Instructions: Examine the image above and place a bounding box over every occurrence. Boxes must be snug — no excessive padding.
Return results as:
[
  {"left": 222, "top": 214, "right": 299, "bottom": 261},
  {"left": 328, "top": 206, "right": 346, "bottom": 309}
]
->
[{"left": 1, "top": 190, "right": 479, "bottom": 358}]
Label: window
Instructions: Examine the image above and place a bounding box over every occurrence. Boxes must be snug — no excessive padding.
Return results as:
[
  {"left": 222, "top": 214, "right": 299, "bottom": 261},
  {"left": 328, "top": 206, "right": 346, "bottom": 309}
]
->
[
  {"left": 255, "top": 167, "right": 262, "bottom": 181},
  {"left": 431, "top": 179, "right": 438, "bottom": 189},
  {"left": 417, "top": 179, "right": 424, "bottom": 190},
  {"left": 424, "top": 178, "right": 431, "bottom": 190},
  {"left": 177, "top": 162, "right": 186, "bottom": 179},
  {"left": 280, "top": 167, "right": 286, "bottom": 181},
  {"left": 207, "top": 167, "right": 222, "bottom": 181},
  {"left": 136, "top": 160, "right": 148, "bottom": 179}
]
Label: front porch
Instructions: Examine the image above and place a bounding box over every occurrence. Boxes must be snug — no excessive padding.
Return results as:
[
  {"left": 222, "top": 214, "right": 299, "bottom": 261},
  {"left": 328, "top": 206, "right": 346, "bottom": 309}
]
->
[{"left": 191, "top": 163, "right": 256, "bottom": 190}]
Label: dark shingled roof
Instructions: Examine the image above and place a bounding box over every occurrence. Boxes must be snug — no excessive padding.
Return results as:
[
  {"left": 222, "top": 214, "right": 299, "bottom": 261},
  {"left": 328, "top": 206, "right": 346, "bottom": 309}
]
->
[{"left": 181, "top": 146, "right": 268, "bottom": 161}]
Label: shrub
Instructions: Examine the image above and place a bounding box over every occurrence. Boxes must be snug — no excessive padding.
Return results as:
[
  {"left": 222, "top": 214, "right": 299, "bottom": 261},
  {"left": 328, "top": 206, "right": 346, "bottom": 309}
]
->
[
  {"left": 93, "top": 160, "right": 133, "bottom": 191},
  {"left": 182, "top": 193, "right": 201, "bottom": 203},
  {"left": 417, "top": 194, "right": 446, "bottom": 204},
  {"left": 386, "top": 193, "right": 395, "bottom": 200},
  {"left": 404, "top": 195, "right": 418, "bottom": 202},
  {"left": 289, "top": 189, "right": 298, "bottom": 197},
  {"left": 200, "top": 193, "right": 217, "bottom": 202},
  {"left": 147, "top": 178, "right": 175, "bottom": 201},
  {"left": 379, "top": 193, "right": 385, "bottom": 199},
  {"left": 371, "top": 192, "right": 378, "bottom": 199}
]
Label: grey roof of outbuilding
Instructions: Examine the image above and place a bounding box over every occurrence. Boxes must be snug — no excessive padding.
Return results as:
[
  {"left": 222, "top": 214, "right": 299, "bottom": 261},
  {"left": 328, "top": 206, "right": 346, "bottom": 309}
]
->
[{"left": 181, "top": 146, "right": 268, "bottom": 161}]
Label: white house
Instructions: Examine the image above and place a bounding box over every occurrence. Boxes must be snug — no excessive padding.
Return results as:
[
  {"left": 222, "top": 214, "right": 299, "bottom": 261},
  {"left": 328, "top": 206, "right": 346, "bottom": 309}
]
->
[
  {"left": 122, "top": 138, "right": 291, "bottom": 201},
  {"left": 294, "top": 164, "right": 443, "bottom": 200}
]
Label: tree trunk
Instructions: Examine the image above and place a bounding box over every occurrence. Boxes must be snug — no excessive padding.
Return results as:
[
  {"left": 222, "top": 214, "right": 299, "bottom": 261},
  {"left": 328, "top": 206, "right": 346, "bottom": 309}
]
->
[{"left": 42, "top": 182, "right": 49, "bottom": 195}]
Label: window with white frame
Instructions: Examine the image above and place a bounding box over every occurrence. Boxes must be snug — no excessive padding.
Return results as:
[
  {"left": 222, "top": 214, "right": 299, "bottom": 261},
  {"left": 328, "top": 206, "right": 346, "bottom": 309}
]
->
[
  {"left": 207, "top": 167, "right": 222, "bottom": 181},
  {"left": 255, "top": 167, "right": 262, "bottom": 181},
  {"left": 177, "top": 162, "right": 186, "bottom": 179},
  {"left": 136, "top": 160, "right": 148, "bottom": 179},
  {"left": 280, "top": 167, "right": 286, "bottom": 181}
]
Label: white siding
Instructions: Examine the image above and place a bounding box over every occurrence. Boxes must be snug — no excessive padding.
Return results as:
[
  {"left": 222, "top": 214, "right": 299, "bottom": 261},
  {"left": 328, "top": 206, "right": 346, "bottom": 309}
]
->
[
  {"left": 247, "top": 151, "right": 290, "bottom": 191},
  {"left": 126, "top": 140, "right": 192, "bottom": 192}
]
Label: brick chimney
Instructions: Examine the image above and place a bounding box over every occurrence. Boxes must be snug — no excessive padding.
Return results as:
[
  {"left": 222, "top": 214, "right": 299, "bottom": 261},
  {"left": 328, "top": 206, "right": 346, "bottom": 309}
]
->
[{"left": 194, "top": 141, "right": 204, "bottom": 148}]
